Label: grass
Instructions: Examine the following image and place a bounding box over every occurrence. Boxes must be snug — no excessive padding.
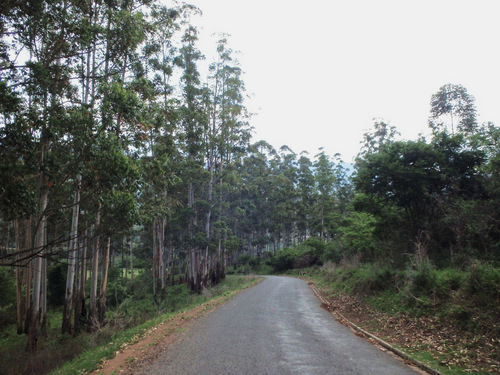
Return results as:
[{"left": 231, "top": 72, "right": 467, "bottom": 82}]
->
[
  {"left": 0, "top": 275, "right": 260, "bottom": 375},
  {"left": 295, "top": 262, "right": 500, "bottom": 375},
  {"left": 395, "top": 345, "right": 470, "bottom": 375},
  {"left": 49, "top": 275, "right": 260, "bottom": 375}
]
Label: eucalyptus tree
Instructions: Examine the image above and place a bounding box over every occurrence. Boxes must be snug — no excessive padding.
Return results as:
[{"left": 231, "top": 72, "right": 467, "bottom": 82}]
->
[
  {"left": 203, "top": 36, "right": 251, "bottom": 282},
  {"left": 429, "top": 84, "right": 477, "bottom": 135},
  {"left": 267, "top": 146, "right": 298, "bottom": 248},
  {"left": 313, "top": 149, "right": 337, "bottom": 240},
  {"left": 133, "top": 3, "right": 186, "bottom": 298},
  {"left": 296, "top": 153, "right": 315, "bottom": 241},
  {"left": 0, "top": 0, "right": 98, "bottom": 349},
  {"left": 235, "top": 141, "right": 276, "bottom": 256},
  {"left": 176, "top": 25, "right": 208, "bottom": 292},
  {"left": 358, "top": 118, "right": 400, "bottom": 157}
]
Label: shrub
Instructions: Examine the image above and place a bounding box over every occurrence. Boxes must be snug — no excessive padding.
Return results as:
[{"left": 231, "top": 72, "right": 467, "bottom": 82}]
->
[
  {"left": 237, "top": 254, "right": 251, "bottom": 266},
  {"left": 248, "top": 257, "right": 261, "bottom": 269},
  {"left": 267, "top": 247, "right": 299, "bottom": 272},
  {"left": 338, "top": 212, "right": 377, "bottom": 260},
  {"left": 466, "top": 262, "right": 500, "bottom": 306},
  {"left": 400, "top": 259, "right": 440, "bottom": 309},
  {"left": 0, "top": 271, "right": 16, "bottom": 328},
  {"left": 354, "top": 265, "right": 395, "bottom": 294},
  {"left": 48, "top": 263, "right": 67, "bottom": 308},
  {"left": 321, "top": 240, "right": 343, "bottom": 264},
  {"left": 408, "top": 261, "right": 438, "bottom": 296}
]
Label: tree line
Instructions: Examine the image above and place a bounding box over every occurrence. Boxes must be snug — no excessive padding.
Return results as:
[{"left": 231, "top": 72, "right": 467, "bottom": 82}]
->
[
  {"left": 1, "top": 0, "right": 499, "bottom": 355},
  {"left": 262, "top": 100, "right": 499, "bottom": 275},
  {"left": 354, "top": 84, "right": 499, "bottom": 267},
  {"left": 0, "top": 0, "right": 352, "bottom": 351},
  {"left": 0, "top": 0, "right": 250, "bottom": 350}
]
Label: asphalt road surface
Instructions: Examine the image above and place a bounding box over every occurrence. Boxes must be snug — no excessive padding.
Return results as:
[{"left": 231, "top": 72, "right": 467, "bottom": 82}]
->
[{"left": 136, "top": 276, "right": 421, "bottom": 375}]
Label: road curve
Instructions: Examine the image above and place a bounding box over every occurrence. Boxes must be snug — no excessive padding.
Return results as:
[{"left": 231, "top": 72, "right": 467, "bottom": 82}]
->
[{"left": 135, "top": 276, "right": 420, "bottom": 375}]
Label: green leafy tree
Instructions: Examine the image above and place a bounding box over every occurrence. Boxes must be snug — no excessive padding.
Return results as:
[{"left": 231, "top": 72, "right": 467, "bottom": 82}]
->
[
  {"left": 296, "top": 153, "right": 315, "bottom": 241},
  {"left": 429, "top": 84, "right": 477, "bottom": 135},
  {"left": 313, "top": 149, "right": 336, "bottom": 240}
]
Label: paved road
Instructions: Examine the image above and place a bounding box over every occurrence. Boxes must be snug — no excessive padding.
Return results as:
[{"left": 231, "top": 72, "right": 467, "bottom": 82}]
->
[{"left": 136, "top": 276, "right": 420, "bottom": 375}]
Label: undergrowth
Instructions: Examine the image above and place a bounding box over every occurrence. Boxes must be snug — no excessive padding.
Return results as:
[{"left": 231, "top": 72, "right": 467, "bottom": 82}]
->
[
  {"left": 0, "top": 275, "right": 259, "bottom": 375},
  {"left": 298, "top": 259, "right": 500, "bottom": 374}
]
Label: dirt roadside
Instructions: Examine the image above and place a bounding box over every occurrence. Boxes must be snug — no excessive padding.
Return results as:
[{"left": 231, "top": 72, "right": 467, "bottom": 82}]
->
[
  {"left": 89, "top": 290, "right": 249, "bottom": 375},
  {"left": 309, "top": 280, "right": 500, "bottom": 374}
]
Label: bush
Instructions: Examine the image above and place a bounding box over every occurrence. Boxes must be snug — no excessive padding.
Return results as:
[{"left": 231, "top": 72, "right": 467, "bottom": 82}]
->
[
  {"left": 321, "top": 240, "right": 343, "bottom": 264},
  {"left": 267, "top": 247, "right": 299, "bottom": 272},
  {"left": 353, "top": 265, "right": 395, "bottom": 294},
  {"left": 248, "top": 257, "right": 261, "bottom": 269},
  {"left": 0, "top": 271, "right": 16, "bottom": 328},
  {"left": 338, "top": 212, "right": 377, "bottom": 260},
  {"left": 48, "top": 263, "right": 67, "bottom": 308},
  {"left": 294, "top": 237, "right": 326, "bottom": 267},
  {"left": 408, "top": 261, "right": 438, "bottom": 296},
  {"left": 237, "top": 254, "right": 251, "bottom": 266},
  {"left": 398, "top": 259, "right": 440, "bottom": 310},
  {"left": 466, "top": 262, "right": 500, "bottom": 306}
]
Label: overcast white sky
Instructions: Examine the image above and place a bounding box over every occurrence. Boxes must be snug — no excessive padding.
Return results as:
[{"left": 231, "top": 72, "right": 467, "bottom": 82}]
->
[{"left": 186, "top": 0, "right": 500, "bottom": 162}]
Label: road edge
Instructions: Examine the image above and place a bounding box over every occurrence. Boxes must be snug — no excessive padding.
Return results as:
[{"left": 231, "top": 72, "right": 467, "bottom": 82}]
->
[{"left": 306, "top": 280, "right": 442, "bottom": 375}]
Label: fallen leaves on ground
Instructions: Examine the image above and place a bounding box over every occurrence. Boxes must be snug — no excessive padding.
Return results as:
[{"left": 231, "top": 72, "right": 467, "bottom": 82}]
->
[{"left": 318, "top": 287, "right": 500, "bottom": 374}]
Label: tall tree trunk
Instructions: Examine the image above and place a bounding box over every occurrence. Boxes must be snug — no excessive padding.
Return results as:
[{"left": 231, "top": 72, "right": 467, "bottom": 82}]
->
[
  {"left": 158, "top": 218, "right": 166, "bottom": 295},
  {"left": 187, "top": 178, "right": 199, "bottom": 292},
  {"left": 89, "top": 206, "right": 101, "bottom": 330},
  {"left": 152, "top": 221, "right": 158, "bottom": 297},
  {"left": 129, "top": 237, "right": 134, "bottom": 286},
  {"left": 152, "top": 217, "right": 167, "bottom": 298},
  {"left": 98, "top": 236, "right": 110, "bottom": 326},
  {"left": 74, "top": 231, "right": 87, "bottom": 333},
  {"left": 62, "top": 175, "right": 81, "bottom": 334},
  {"left": 204, "top": 159, "right": 215, "bottom": 287},
  {"left": 27, "top": 184, "right": 48, "bottom": 351},
  {"left": 14, "top": 220, "right": 24, "bottom": 334},
  {"left": 40, "top": 254, "right": 47, "bottom": 336},
  {"left": 23, "top": 217, "right": 32, "bottom": 335}
]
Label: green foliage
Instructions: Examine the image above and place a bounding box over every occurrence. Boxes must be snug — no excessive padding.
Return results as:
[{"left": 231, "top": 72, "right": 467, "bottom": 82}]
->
[
  {"left": 321, "top": 241, "right": 344, "bottom": 264},
  {"left": 267, "top": 247, "right": 300, "bottom": 272},
  {"left": 48, "top": 264, "right": 67, "bottom": 308},
  {"left": 338, "top": 212, "right": 377, "bottom": 259},
  {"left": 266, "top": 238, "right": 330, "bottom": 272},
  {"left": 317, "top": 259, "right": 500, "bottom": 333},
  {"left": 403, "top": 260, "right": 439, "bottom": 307},
  {"left": 429, "top": 83, "right": 477, "bottom": 134},
  {"left": 466, "top": 262, "right": 500, "bottom": 306},
  {"left": 318, "top": 263, "right": 396, "bottom": 296},
  {"left": 293, "top": 237, "right": 326, "bottom": 268},
  {"left": 49, "top": 275, "right": 258, "bottom": 375},
  {"left": 0, "top": 272, "right": 16, "bottom": 328}
]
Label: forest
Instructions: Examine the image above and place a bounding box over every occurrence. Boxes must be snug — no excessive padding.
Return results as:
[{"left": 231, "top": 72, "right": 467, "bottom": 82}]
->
[{"left": 1, "top": 0, "right": 499, "bottom": 374}]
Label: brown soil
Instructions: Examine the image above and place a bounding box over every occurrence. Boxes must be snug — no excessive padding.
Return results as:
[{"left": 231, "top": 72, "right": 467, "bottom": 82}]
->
[{"left": 311, "top": 282, "right": 500, "bottom": 374}]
